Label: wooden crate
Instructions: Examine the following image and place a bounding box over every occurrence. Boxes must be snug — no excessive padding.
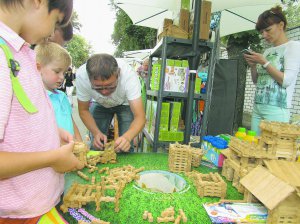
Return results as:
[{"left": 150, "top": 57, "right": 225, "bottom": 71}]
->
[{"left": 158, "top": 25, "right": 188, "bottom": 42}]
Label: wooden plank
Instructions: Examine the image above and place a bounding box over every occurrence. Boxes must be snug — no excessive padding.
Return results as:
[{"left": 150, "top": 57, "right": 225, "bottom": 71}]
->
[
  {"left": 240, "top": 166, "right": 295, "bottom": 210},
  {"left": 265, "top": 160, "right": 300, "bottom": 187}
]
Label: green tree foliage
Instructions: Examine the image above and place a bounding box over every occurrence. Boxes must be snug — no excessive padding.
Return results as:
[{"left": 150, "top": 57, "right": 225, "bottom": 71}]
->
[
  {"left": 111, "top": 8, "right": 157, "bottom": 57},
  {"left": 284, "top": 0, "right": 300, "bottom": 28},
  {"left": 71, "top": 11, "right": 82, "bottom": 32},
  {"left": 66, "top": 35, "right": 92, "bottom": 68}
]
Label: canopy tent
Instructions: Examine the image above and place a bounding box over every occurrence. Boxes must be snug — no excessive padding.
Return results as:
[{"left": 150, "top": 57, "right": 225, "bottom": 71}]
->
[
  {"left": 116, "top": 57, "right": 142, "bottom": 67},
  {"left": 114, "top": 0, "right": 282, "bottom": 37},
  {"left": 123, "top": 49, "right": 152, "bottom": 60}
]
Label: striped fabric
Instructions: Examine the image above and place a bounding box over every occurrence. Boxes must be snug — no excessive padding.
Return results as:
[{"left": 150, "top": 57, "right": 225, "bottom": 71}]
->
[
  {"left": 38, "top": 208, "right": 68, "bottom": 224},
  {"left": 0, "top": 21, "right": 64, "bottom": 218}
]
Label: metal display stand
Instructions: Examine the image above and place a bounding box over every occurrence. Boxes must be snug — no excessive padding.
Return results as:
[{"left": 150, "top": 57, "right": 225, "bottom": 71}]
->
[{"left": 142, "top": 0, "right": 216, "bottom": 152}]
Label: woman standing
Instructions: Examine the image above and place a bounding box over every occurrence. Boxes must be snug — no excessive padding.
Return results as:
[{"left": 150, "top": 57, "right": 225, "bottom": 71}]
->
[
  {"left": 65, "top": 67, "right": 76, "bottom": 106},
  {"left": 244, "top": 6, "right": 300, "bottom": 135}
]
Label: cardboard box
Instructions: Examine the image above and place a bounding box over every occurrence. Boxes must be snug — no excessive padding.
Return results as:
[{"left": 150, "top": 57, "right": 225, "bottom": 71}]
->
[
  {"left": 163, "top": 18, "right": 173, "bottom": 28},
  {"left": 189, "top": 0, "right": 212, "bottom": 40},
  {"left": 179, "top": 9, "right": 190, "bottom": 33},
  {"left": 201, "top": 136, "right": 228, "bottom": 167},
  {"left": 200, "top": 1, "right": 211, "bottom": 40},
  {"left": 158, "top": 25, "right": 189, "bottom": 41}
]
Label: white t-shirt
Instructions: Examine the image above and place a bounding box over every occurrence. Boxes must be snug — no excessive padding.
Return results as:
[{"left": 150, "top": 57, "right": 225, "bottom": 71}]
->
[
  {"left": 76, "top": 58, "right": 141, "bottom": 108},
  {"left": 255, "top": 40, "right": 300, "bottom": 108}
]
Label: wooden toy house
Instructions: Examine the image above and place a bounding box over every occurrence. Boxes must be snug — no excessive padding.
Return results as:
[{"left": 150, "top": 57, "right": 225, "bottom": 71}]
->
[
  {"left": 259, "top": 121, "right": 300, "bottom": 161},
  {"left": 240, "top": 163, "right": 300, "bottom": 224},
  {"left": 221, "top": 137, "right": 274, "bottom": 193},
  {"left": 221, "top": 121, "right": 300, "bottom": 193}
]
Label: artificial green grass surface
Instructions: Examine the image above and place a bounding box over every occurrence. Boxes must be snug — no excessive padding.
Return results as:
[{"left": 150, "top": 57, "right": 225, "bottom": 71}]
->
[{"left": 59, "top": 153, "right": 243, "bottom": 224}]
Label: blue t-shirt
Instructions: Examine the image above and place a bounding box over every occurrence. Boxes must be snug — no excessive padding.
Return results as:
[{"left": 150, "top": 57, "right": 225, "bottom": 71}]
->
[{"left": 47, "top": 89, "right": 74, "bottom": 135}]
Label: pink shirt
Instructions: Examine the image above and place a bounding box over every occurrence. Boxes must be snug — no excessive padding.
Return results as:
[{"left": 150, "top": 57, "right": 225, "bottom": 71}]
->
[{"left": 0, "top": 22, "right": 64, "bottom": 218}]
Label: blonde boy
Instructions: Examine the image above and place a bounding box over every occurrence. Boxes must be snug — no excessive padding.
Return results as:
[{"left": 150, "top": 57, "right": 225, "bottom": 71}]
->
[{"left": 36, "top": 42, "right": 82, "bottom": 141}]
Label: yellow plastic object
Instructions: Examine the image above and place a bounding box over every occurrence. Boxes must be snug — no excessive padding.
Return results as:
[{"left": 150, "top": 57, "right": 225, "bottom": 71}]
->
[
  {"left": 235, "top": 127, "right": 247, "bottom": 140},
  {"left": 244, "top": 130, "right": 258, "bottom": 144}
]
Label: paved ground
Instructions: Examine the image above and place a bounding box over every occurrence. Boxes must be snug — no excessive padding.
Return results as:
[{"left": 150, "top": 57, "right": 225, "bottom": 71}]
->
[{"left": 72, "top": 96, "right": 88, "bottom": 139}]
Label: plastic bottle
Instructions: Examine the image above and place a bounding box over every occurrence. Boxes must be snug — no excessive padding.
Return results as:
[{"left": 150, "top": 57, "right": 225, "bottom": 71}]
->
[
  {"left": 235, "top": 127, "right": 247, "bottom": 140},
  {"left": 198, "top": 72, "right": 208, "bottom": 93},
  {"left": 244, "top": 130, "right": 258, "bottom": 144}
]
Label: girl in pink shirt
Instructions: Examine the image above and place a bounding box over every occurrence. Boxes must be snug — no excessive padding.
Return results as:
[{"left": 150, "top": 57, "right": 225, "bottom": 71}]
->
[{"left": 0, "top": 0, "right": 83, "bottom": 221}]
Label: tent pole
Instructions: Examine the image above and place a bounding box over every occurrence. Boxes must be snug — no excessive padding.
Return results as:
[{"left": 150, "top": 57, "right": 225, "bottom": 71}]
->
[{"left": 184, "top": 0, "right": 201, "bottom": 144}]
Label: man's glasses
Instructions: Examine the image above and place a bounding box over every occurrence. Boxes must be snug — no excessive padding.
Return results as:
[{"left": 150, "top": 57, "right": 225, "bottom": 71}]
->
[
  {"left": 91, "top": 77, "right": 118, "bottom": 91},
  {"left": 92, "top": 84, "right": 118, "bottom": 91}
]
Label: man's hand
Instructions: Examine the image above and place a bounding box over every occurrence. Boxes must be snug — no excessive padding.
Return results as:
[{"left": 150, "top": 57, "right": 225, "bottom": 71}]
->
[
  {"left": 114, "top": 136, "right": 131, "bottom": 152},
  {"left": 50, "top": 141, "right": 84, "bottom": 173},
  {"left": 93, "top": 131, "right": 107, "bottom": 150}
]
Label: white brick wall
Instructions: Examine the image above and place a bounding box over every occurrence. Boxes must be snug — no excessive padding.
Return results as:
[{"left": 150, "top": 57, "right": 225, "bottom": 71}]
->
[{"left": 241, "top": 26, "right": 300, "bottom": 117}]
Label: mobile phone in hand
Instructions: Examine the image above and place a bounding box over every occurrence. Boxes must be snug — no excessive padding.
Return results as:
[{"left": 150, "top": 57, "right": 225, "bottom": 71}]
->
[{"left": 241, "top": 49, "right": 252, "bottom": 55}]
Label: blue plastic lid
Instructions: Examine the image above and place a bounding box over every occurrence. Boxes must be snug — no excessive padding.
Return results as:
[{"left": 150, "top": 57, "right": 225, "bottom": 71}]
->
[{"left": 202, "top": 136, "right": 228, "bottom": 149}]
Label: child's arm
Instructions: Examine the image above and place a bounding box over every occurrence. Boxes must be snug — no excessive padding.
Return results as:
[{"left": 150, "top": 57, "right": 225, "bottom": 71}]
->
[
  {"left": 0, "top": 142, "right": 84, "bottom": 180},
  {"left": 72, "top": 117, "right": 82, "bottom": 141}
]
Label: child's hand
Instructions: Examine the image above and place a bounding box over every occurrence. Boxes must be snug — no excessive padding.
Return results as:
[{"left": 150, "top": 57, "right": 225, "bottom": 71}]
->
[
  {"left": 50, "top": 141, "right": 84, "bottom": 173},
  {"left": 58, "top": 128, "right": 73, "bottom": 144}
]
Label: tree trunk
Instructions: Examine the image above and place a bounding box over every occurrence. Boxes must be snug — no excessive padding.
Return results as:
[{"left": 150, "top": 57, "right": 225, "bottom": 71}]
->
[{"left": 227, "top": 36, "right": 248, "bottom": 132}]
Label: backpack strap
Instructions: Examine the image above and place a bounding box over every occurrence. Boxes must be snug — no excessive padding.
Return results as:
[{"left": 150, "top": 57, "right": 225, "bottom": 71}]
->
[{"left": 0, "top": 38, "right": 38, "bottom": 113}]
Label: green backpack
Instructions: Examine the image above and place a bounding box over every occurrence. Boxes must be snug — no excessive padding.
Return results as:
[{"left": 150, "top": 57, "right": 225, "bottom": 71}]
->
[{"left": 0, "top": 37, "right": 38, "bottom": 113}]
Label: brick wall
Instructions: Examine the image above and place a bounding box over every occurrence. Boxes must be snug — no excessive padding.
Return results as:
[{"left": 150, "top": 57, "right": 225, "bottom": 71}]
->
[{"left": 240, "top": 26, "right": 300, "bottom": 117}]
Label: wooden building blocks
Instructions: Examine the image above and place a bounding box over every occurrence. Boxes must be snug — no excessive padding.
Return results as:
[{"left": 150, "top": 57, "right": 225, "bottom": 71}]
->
[
  {"left": 259, "top": 121, "right": 300, "bottom": 161},
  {"left": 168, "top": 142, "right": 203, "bottom": 173},
  {"left": 178, "top": 209, "right": 187, "bottom": 223},
  {"left": 147, "top": 212, "right": 154, "bottom": 222},
  {"left": 191, "top": 148, "right": 203, "bottom": 167},
  {"left": 143, "top": 211, "right": 149, "bottom": 220},
  {"left": 77, "top": 171, "right": 90, "bottom": 181},
  {"left": 73, "top": 142, "right": 89, "bottom": 166},
  {"left": 157, "top": 206, "right": 175, "bottom": 223},
  {"left": 221, "top": 121, "right": 300, "bottom": 193},
  {"left": 174, "top": 215, "right": 181, "bottom": 224},
  {"left": 87, "top": 142, "right": 117, "bottom": 166},
  {"left": 61, "top": 165, "right": 144, "bottom": 215},
  {"left": 91, "top": 220, "right": 110, "bottom": 224},
  {"left": 144, "top": 207, "right": 187, "bottom": 223},
  {"left": 240, "top": 164, "right": 300, "bottom": 224},
  {"left": 186, "top": 171, "right": 227, "bottom": 199}
]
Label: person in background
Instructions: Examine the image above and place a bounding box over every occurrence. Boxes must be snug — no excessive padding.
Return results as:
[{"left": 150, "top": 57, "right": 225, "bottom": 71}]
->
[
  {"left": 244, "top": 6, "right": 300, "bottom": 135},
  {"left": 137, "top": 58, "right": 149, "bottom": 79},
  {"left": 49, "top": 22, "right": 73, "bottom": 93},
  {"left": 36, "top": 42, "right": 82, "bottom": 141},
  {"left": 0, "top": 0, "right": 83, "bottom": 222},
  {"left": 65, "top": 66, "right": 76, "bottom": 107},
  {"left": 76, "top": 53, "right": 146, "bottom": 153},
  {"left": 48, "top": 22, "right": 73, "bottom": 47}
]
